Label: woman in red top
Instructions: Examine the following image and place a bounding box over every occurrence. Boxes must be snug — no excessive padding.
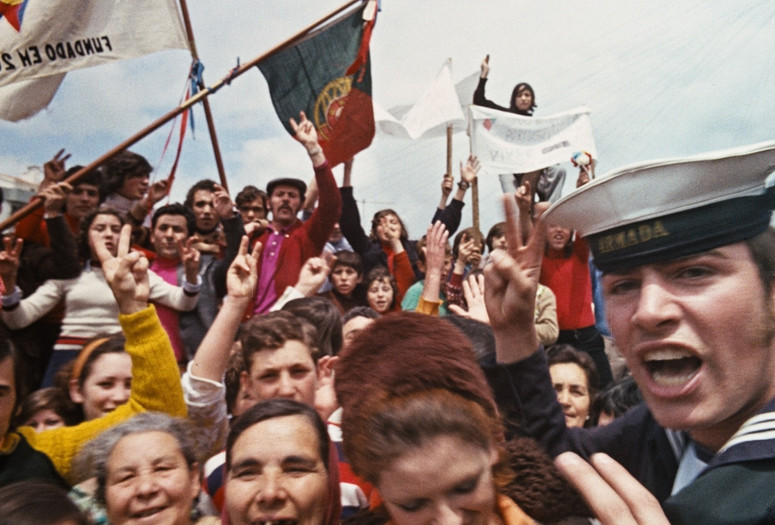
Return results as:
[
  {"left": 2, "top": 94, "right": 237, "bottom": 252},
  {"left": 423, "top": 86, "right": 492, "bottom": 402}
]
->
[{"left": 539, "top": 170, "right": 614, "bottom": 387}]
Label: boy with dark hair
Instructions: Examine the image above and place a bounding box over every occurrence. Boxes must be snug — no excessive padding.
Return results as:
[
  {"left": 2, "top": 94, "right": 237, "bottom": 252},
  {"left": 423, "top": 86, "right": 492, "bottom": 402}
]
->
[
  {"left": 318, "top": 250, "right": 366, "bottom": 314},
  {"left": 148, "top": 203, "right": 201, "bottom": 365}
]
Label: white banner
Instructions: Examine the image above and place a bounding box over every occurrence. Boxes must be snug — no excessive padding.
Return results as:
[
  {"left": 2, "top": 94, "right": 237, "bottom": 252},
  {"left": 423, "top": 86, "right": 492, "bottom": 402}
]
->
[
  {"left": 376, "top": 62, "right": 478, "bottom": 140},
  {"left": 469, "top": 105, "right": 597, "bottom": 173},
  {"left": 0, "top": 0, "right": 188, "bottom": 120}
]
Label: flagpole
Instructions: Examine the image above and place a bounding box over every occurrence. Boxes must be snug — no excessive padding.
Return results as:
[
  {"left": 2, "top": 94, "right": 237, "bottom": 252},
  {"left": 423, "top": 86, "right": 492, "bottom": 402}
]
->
[
  {"left": 0, "top": 0, "right": 364, "bottom": 232},
  {"left": 177, "top": 0, "right": 228, "bottom": 191},
  {"left": 446, "top": 124, "right": 453, "bottom": 179},
  {"left": 469, "top": 122, "right": 480, "bottom": 233}
]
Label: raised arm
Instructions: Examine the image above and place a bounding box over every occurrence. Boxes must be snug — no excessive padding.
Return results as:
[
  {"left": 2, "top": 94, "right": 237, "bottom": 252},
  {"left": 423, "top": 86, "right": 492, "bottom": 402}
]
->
[
  {"left": 25, "top": 224, "right": 186, "bottom": 483},
  {"left": 0, "top": 236, "right": 23, "bottom": 295},
  {"left": 15, "top": 150, "right": 70, "bottom": 244},
  {"left": 416, "top": 221, "right": 449, "bottom": 315},
  {"left": 472, "top": 55, "right": 509, "bottom": 112},
  {"left": 189, "top": 236, "right": 261, "bottom": 382},
  {"left": 95, "top": 224, "right": 150, "bottom": 315},
  {"left": 484, "top": 193, "right": 545, "bottom": 361},
  {"left": 291, "top": 110, "right": 326, "bottom": 168},
  {"left": 0, "top": 235, "right": 71, "bottom": 330},
  {"left": 433, "top": 155, "right": 480, "bottom": 236},
  {"left": 338, "top": 158, "right": 371, "bottom": 255},
  {"left": 271, "top": 255, "right": 332, "bottom": 311},
  {"left": 292, "top": 111, "right": 342, "bottom": 251}
]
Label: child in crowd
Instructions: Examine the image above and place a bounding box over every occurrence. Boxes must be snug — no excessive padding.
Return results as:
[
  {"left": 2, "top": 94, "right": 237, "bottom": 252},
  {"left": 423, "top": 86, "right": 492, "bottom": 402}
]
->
[
  {"left": 364, "top": 266, "right": 399, "bottom": 314},
  {"left": 317, "top": 250, "right": 366, "bottom": 314}
]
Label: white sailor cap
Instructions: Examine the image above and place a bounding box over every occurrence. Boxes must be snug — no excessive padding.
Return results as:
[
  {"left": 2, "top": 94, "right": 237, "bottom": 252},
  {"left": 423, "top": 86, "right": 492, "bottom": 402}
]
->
[{"left": 543, "top": 141, "right": 775, "bottom": 272}]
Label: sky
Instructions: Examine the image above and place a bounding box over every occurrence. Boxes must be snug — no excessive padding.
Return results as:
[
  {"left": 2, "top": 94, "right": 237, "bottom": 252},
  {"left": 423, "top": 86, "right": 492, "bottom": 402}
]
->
[{"left": 2, "top": 0, "right": 774, "bottom": 236}]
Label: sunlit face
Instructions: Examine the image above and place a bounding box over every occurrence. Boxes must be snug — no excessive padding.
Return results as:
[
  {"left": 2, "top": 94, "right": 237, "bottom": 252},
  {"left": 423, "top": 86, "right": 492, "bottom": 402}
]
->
[
  {"left": 23, "top": 408, "right": 65, "bottom": 432},
  {"left": 242, "top": 341, "right": 318, "bottom": 405},
  {"left": 514, "top": 88, "right": 533, "bottom": 112},
  {"left": 152, "top": 214, "right": 188, "bottom": 259},
  {"left": 378, "top": 434, "right": 498, "bottom": 525},
  {"left": 0, "top": 356, "right": 16, "bottom": 443},
  {"left": 602, "top": 243, "right": 775, "bottom": 450},
  {"left": 88, "top": 213, "right": 123, "bottom": 259},
  {"left": 367, "top": 278, "right": 394, "bottom": 314},
  {"left": 226, "top": 415, "right": 329, "bottom": 525},
  {"left": 342, "top": 315, "right": 375, "bottom": 349},
  {"left": 118, "top": 173, "right": 150, "bottom": 201},
  {"left": 375, "top": 214, "right": 402, "bottom": 244},
  {"left": 70, "top": 352, "right": 132, "bottom": 421},
  {"left": 105, "top": 431, "right": 199, "bottom": 525},
  {"left": 546, "top": 225, "right": 572, "bottom": 252},
  {"left": 191, "top": 189, "right": 218, "bottom": 234},
  {"left": 550, "top": 362, "right": 591, "bottom": 428},
  {"left": 330, "top": 266, "right": 361, "bottom": 297},
  {"left": 66, "top": 183, "right": 100, "bottom": 220},
  {"left": 238, "top": 198, "right": 266, "bottom": 224},
  {"left": 269, "top": 185, "right": 302, "bottom": 228}
]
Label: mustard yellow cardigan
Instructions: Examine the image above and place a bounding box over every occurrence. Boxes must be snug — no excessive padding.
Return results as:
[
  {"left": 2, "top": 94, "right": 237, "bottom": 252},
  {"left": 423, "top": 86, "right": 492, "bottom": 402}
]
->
[{"left": 11, "top": 305, "right": 186, "bottom": 484}]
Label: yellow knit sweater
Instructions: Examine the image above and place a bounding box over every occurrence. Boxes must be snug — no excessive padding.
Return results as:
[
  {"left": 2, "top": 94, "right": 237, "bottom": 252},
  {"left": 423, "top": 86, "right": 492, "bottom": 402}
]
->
[{"left": 14, "top": 305, "right": 186, "bottom": 484}]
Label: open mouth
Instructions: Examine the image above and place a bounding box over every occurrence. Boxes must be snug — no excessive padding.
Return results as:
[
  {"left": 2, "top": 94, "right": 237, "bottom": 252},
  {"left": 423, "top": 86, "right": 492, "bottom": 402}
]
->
[
  {"left": 643, "top": 349, "right": 701, "bottom": 387},
  {"left": 253, "top": 520, "right": 298, "bottom": 525}
]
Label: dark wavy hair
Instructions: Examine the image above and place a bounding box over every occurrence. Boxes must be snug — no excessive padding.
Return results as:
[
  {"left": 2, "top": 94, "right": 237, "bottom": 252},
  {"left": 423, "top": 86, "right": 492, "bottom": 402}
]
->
[
  {"left": 151, "top": 202, "right": 196, "bottom": 236},
  {"left": 369, "top": 209, "right": 409, "bottom": 243},
  {"left": 76, "top": 208, "right": 125, "bottom": 262},
  {"left": 100, "top": 151, "right": 152, "bottom": 197}
]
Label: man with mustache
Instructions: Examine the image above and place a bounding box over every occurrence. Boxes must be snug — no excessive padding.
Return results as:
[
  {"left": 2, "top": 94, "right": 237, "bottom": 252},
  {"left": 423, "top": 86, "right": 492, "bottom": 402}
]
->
[{"left": 251, "top": 112, "right": 342, "bottom": 314}]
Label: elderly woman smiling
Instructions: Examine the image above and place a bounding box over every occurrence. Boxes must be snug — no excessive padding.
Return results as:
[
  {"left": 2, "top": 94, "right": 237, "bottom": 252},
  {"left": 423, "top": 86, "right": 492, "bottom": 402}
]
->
[{"left": 84, "top": 412, "right": 211, "bottom": 525}]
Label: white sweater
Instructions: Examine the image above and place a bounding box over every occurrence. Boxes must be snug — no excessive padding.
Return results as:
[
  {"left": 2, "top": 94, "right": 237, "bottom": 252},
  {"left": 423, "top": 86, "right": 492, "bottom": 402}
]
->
[{"left": 2, "top": 264, "right": 198, "bottom": 339}]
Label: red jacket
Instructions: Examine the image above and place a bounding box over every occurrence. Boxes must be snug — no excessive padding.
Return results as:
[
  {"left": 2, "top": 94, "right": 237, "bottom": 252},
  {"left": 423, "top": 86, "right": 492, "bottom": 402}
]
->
[{"left": 253, "top": 161, "right": 342, "bottom": 308}]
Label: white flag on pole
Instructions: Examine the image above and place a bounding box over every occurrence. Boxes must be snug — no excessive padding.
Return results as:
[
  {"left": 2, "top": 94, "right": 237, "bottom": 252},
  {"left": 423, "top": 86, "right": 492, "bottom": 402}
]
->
[
  {"left": 0, "top": 0, "right": 189, "bottom": 120},
  {"left": 377, "top": 61, "right": 476, "bottom": 140},
  {"left": 469, "top": 105, "right": 597, "bottom": 173}
]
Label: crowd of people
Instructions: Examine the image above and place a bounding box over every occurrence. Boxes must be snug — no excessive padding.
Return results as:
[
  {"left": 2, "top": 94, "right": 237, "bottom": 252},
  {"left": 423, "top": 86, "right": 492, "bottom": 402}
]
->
[{"left": 1, "top": 62, "right": 774, "bottom": 525}]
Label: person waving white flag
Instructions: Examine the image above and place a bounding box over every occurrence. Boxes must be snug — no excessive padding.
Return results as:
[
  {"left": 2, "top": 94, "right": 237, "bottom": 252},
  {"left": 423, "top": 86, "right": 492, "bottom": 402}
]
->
[{"left": 0, "top": 0, "right": 189, "bottom": 121}]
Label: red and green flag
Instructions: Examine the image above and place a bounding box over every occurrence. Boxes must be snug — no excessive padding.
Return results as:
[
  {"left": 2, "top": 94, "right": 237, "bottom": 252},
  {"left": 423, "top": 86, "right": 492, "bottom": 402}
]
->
[{"left": 257, "top": 3, "right": 376, "bottom": 166}]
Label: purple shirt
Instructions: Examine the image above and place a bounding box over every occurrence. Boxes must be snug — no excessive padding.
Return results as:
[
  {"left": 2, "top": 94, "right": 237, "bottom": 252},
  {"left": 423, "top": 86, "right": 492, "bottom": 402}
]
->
[{"left": 253, "top": 226, "right": 288, "bottom": 313}]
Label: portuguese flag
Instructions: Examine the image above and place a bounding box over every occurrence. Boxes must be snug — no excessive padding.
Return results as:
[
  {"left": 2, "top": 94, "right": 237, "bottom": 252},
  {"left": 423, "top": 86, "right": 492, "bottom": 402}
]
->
[{"left": 257, "top": 3, "right": 376, "bottom": 167}]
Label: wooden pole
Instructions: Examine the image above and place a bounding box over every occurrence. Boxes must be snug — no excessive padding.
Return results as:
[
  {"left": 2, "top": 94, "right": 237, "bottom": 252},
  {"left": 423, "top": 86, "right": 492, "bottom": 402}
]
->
[
  {"left": 177, "top": 0, "right": 228, "bottom": 191},
  {"left": 470, "top": 130, "right": 480, "bottom": 233},
  {"left": 0, "top": 0, "right": 363, "bottom": 232},
  {"left": 446, "top": 124, "right": 453, "bottom": 178}
]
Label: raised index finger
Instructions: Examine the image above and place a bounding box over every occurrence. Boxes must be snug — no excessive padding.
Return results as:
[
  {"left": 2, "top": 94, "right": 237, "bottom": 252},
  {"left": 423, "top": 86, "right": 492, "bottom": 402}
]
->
[
  {"left": 502, "top": 193, "right": 524, "bottom": 253},
  {"left": 116, "top": 224, "right": 132, "bottom": 258}
]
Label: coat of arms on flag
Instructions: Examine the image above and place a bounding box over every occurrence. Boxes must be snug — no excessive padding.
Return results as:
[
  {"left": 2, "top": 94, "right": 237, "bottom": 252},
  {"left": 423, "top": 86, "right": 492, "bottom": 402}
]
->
[{"left": 257, "top": 2, "right": 376, "bottom": 167}]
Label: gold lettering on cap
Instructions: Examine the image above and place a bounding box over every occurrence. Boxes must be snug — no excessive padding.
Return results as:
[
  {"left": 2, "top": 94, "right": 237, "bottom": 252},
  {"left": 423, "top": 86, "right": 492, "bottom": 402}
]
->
[{"left": 596, "top": 220, "right": 670, "bottom": 254}]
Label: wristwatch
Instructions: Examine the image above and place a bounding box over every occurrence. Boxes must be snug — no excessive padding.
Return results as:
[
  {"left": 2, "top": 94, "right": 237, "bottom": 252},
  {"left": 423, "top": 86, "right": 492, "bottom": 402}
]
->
[{"left": 457, "top": 180, "right": 470, "bottom": 191}]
